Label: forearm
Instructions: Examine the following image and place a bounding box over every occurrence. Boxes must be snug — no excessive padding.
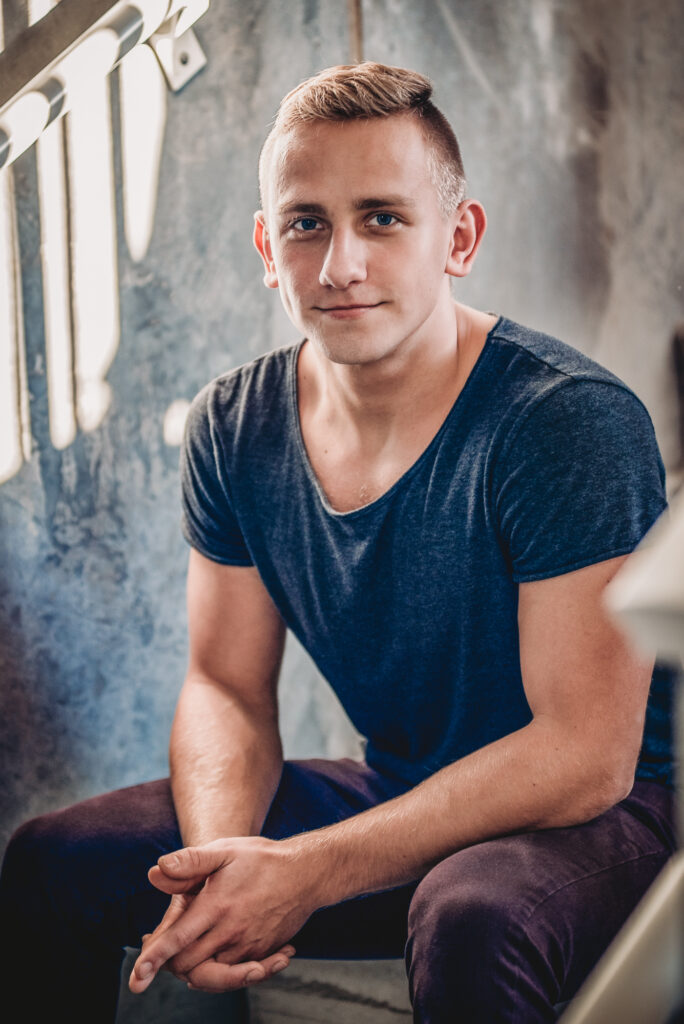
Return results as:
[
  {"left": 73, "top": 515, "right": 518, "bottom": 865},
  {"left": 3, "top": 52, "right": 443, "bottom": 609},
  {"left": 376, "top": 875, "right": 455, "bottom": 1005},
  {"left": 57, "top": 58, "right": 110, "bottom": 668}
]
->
[
  {"left": 132, "top": 712, "right": 633, "bottom": 991},
  {"left": 170, "top": 673, "right": 283, "bottom": 846},
  {"left": 286, "top": 717, "right": 632, "bottom": 907}
]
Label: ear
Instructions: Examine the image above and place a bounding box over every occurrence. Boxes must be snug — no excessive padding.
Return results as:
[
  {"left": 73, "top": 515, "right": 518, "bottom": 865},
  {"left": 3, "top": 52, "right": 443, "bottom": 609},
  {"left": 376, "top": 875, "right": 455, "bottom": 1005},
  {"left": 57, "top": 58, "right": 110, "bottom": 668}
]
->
[
  {"left": 445, "top": 199, "right": 487, "bottom": 279},
  {"left": 253, "top": 212, "right": 279, "bottom": 289}
]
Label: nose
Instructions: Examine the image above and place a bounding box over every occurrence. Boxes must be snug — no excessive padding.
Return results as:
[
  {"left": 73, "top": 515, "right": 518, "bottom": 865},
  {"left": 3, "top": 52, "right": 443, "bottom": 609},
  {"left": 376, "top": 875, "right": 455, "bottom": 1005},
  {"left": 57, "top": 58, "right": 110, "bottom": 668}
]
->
[{"left": 319, "top": 227, "right": 368, "bottom": 289}]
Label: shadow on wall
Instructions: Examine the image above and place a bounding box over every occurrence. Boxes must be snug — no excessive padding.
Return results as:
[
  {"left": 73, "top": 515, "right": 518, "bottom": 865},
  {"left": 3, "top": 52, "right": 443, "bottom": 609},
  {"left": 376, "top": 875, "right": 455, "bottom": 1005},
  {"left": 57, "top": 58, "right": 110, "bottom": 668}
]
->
[
  {"left": 0, "top": 585, "right": 87, "bottom": 837},
  {"left": 0, "top": 0, "right": 171, "bottom": 486}
]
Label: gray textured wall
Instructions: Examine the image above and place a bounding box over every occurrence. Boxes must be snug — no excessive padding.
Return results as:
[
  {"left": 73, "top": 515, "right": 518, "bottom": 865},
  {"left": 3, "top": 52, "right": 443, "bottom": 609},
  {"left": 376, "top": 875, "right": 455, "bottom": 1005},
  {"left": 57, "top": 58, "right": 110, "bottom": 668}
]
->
[
  {"left": 362, "top": 0, "right": 684, "bottom": 468},
  {"left": 0, "top": 0, "right": 360, "bottom": 855},
  {"left": 1, "top": 1, "right": 683, "bottom": 1019}
]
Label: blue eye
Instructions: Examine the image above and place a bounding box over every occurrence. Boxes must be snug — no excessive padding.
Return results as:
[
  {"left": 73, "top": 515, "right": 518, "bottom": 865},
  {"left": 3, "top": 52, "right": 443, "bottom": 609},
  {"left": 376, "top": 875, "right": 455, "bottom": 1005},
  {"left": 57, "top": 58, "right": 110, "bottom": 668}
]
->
[
  {"left": 296, "top": 217, "right": 319, "bottom": 231},
  {"left": 370, "top": 213, "right": 396, "bottom": 227}
]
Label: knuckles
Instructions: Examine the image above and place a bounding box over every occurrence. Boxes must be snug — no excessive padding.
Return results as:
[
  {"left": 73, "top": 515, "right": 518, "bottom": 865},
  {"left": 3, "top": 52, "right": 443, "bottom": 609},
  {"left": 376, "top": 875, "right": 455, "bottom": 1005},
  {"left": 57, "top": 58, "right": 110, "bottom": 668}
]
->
[
  {"left": 142, "top": 836, "right": 295, "bottom": 992},
  {"left": 183, "top": 846, "right": 205, "bottom": 874}
]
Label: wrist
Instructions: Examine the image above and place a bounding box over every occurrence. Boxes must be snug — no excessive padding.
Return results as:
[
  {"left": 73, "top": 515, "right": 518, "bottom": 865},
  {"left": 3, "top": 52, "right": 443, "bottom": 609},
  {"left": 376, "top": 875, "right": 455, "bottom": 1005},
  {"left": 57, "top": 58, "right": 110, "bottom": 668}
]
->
[{"left": 280, "top": 829, "right": 350, "bottom": 909}]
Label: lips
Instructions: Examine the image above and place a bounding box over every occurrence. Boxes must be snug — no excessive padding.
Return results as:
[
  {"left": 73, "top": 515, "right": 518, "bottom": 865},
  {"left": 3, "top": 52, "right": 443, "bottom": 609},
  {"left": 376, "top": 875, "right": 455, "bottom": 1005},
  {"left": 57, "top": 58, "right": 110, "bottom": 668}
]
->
[
  {"left": 317, "top": 303, "right": 381, "bottom": 310},
  {"left": 315, "top": 299, "right": 385, "bottom": 314},
  {"left": 315, "top": 303, "right": 383, "bottom": 320}
]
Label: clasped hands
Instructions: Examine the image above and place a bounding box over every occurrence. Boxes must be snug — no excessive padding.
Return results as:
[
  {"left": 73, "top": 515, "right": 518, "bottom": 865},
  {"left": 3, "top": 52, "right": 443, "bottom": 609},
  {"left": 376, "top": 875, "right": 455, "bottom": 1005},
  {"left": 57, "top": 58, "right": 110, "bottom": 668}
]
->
[{"left": 129, "top": 835, "right": 317, "bottom": 994}]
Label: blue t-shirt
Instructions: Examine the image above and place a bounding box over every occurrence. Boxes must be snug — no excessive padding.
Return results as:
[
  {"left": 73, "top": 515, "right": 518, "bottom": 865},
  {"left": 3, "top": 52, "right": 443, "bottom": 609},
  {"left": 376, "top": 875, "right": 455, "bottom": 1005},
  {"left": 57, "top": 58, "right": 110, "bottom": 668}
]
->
[{"left": 181, "top": 316, "right": 674, "bottom": 789}]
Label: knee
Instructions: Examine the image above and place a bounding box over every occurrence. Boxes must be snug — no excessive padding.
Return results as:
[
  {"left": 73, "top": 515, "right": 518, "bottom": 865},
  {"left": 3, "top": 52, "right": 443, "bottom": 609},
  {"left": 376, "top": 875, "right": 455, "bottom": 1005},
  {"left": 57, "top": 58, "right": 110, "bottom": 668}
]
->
[
  {"left": 3, "top": 813, "right": 58, "bottom": 881},
  {"left": 405, "top": 846, "right": 531, "bottom": 1022},
  {"left": 407, "top": 845, "right": 519, "bottom": 961},
  {"left": 1, "top": 814, "right": 63, "bottom": 934},
  {"left": 2, "top": 811, "right": 77, "bottom": 902},
  {"left": 1, "top": 805, "right": 116, "bottom": 918}
]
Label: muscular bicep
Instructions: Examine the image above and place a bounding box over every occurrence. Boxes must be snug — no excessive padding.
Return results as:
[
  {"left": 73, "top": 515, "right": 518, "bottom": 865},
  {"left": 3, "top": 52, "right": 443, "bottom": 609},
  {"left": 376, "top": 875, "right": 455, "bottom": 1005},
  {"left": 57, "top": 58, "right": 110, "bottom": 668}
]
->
[
  {"left": 186, "top": 548, "right": 286, "bottom": 703},
  {"left": 518, "top": 555, "right": 653, "bottom": 791}
]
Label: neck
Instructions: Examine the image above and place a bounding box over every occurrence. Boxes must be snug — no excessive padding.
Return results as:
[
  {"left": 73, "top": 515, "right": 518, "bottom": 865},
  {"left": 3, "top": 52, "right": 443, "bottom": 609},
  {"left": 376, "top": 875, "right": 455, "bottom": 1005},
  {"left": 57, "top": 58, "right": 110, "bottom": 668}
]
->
[
  {"left": 304, "top": 301, "right": 462, "bottom": 435},
  {"left": 299, "top": 300, "right": 494, "bottom": 442},
  {"left": 295, "top": 299, "right": 496, "bottom": 513}
]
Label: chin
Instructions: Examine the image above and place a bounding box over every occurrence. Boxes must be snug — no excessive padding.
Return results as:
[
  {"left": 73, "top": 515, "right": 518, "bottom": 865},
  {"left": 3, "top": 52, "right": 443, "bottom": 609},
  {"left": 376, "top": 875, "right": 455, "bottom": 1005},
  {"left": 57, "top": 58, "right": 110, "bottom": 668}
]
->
[
  {"left": 307, "top": 328, "right": 407, "bottom": 367},
  {"left": 314, "top": 340, "right": 399, "bottom": 366}
]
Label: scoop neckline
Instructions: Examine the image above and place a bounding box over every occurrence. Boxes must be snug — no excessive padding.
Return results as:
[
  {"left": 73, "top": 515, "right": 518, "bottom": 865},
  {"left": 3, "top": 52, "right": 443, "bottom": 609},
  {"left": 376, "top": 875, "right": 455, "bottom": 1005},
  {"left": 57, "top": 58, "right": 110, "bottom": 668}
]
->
[{"left": 287, "top": 315, "right": 504, "bottom": 520}]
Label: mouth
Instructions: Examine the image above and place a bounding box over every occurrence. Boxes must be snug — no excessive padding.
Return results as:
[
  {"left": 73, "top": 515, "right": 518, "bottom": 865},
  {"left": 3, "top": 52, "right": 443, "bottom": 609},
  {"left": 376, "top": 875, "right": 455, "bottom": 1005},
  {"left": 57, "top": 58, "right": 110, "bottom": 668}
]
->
[{"left": 315, "top": 302, "right": 384, "bottom": 318}]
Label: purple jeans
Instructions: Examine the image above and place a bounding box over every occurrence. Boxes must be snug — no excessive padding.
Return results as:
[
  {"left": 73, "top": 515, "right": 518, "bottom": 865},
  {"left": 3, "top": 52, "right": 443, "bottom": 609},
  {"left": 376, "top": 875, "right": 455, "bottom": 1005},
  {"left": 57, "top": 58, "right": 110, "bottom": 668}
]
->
[{"left": 0, "top": 759, "right": 675, "bottom": 1023}]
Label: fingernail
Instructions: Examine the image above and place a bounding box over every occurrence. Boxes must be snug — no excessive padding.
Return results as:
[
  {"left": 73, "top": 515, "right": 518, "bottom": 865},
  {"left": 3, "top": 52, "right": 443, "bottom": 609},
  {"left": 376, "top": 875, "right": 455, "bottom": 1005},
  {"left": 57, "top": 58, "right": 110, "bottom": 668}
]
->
[
  {"left": 246, "top": 969, "right": 264, "bottom": 983},
  {"left": 160, "top": 854, "right": 180, "bottom": 869},
  {"left": 272, "top": 959, "right": 288, "bottom": 974},
  {"left": 137, "top": 962, "right": 153, "bottom": 980}
]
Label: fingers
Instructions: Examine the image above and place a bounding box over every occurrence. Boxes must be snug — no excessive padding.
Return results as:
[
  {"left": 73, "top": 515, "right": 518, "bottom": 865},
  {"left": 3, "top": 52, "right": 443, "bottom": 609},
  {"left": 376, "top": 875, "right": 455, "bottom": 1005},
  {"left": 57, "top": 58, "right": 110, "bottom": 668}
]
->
[
  {"left": 169, "top": 941, "right": 296, "bottom": 986},
  {"left": 163, "top": 925, "right": 229, "bottom": 977},
  {"left": 148, "top": 844, "right": 225, "bottom": 894},
  {"left": 215, "top": 943, "right": 295, "bottom": 965},
  {"left": 159, "top": 844, "right": 226, "bottom": 881},
  {"left": 186, "top": 948, "right": 296, "bottom": 994},
  {"left": 163, "top": 927, "right": 296, "bottom": 979},
  {"left": 148, "top": 864, "right": 206, "bottom": 895},
  {"left": 138, "top": 893, "right": 192, "bottom": 954},
  {"left": 135, "top": 897, "right": 194, "bottom": 985},
  {"left": 129, "top": 897, "right": 215, "bottom": 993},
  {"left": 157, "top": 893, "right": 193, "bottom": 931}
]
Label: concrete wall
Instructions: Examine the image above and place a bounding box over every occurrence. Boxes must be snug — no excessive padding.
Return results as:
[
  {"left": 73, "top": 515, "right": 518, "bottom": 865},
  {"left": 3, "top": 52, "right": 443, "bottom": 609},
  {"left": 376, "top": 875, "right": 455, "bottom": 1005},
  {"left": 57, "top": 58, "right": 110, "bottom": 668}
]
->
[
  {"left": 1, "top": 1, "right": 683, "bottom": 1020},
  {"left": 0, "top": 0, "right": 361, "bottom": 858},
  {"left": 362, "top": 0, "right": 684, "bottom": 470}
]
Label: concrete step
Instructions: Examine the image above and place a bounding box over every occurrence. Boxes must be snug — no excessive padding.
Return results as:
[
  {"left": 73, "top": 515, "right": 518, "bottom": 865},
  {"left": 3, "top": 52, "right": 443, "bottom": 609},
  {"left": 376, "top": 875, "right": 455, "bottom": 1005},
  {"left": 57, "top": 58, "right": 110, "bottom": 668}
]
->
[
  {"left": 248, "top": 959, "right": 412, "bottom": 1024},
  {"left": 117, "top": 950, "right": 411, "bottom": 1023}
]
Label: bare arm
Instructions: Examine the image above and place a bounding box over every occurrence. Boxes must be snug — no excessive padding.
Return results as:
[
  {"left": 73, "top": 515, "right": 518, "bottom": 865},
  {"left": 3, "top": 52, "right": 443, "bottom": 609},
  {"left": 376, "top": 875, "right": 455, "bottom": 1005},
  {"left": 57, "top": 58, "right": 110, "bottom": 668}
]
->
[
  {"left": 286, "top": 554, "right": 653, "bottom": 902},
  {"left": 133, "top": 553, "right": 654, "bottom": 991},
  {"left": 129, "top": 549, "right": 293, "bottom": 995},
  {"left": 170, "top": 548, "right": 287, "bottom": 845}
]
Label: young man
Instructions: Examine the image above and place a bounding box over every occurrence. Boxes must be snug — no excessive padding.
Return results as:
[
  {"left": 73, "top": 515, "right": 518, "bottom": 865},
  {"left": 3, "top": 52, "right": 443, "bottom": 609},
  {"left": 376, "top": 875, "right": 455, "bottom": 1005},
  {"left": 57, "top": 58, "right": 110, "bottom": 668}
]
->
[{"left": 0, "top": 63, "right": 675, "bottom": 1023}]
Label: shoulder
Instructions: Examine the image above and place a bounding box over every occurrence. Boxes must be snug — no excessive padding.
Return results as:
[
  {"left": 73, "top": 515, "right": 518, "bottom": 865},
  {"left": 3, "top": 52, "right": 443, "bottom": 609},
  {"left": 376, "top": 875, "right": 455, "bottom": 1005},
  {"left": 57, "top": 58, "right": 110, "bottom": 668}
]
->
[
  {"left": 486, "top": 316, "right": 658, "bottom": 443},
  {"left": 485, "top": 321, "right": 666, "bottom": 581},
  {"left": 489, "top": 316, "right": 633, "bottom": 390},
  {"left": 180, "top": 343, "right": 301, "bottom": 564},
  {"left": 185, "top": 341, "right": 300, "bottom": 450},
  {"left": 486, "top": 317, "right": 665, "bottom": 512}
]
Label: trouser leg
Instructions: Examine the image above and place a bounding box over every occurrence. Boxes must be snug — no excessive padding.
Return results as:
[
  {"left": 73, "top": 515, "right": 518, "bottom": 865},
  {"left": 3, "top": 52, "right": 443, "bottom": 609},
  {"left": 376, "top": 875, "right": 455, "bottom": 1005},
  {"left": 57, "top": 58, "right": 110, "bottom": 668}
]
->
[
  {"left": 405, "top": 781, "right": 676, "bottom": 1024},
  {"left": 0, "top": 758, "right": 411, "bottom": 1022},
  {"left": 0, "top": 779, "right": 180, "bottom": 1022},
  {"left": 264, "top": 757, "right": 416, "bottom": 958}
]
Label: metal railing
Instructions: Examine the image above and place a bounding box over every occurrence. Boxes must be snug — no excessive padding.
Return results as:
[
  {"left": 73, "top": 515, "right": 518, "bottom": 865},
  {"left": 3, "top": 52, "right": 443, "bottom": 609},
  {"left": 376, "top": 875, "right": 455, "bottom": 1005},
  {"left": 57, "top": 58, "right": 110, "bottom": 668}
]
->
[{"left": 0, "top": 0, "right": 208, "bottom": 169}]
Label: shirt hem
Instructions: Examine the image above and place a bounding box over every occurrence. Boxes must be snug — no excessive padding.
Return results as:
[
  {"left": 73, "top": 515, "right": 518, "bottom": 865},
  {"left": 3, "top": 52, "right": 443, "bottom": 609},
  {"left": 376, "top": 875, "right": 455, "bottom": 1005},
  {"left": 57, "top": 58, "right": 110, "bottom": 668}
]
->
[
  {"left": 512, "top": 544, "right": 646, "bottom": 583},
  {"left": 181, "top": 526, "right": 254, "bottom": 567}
]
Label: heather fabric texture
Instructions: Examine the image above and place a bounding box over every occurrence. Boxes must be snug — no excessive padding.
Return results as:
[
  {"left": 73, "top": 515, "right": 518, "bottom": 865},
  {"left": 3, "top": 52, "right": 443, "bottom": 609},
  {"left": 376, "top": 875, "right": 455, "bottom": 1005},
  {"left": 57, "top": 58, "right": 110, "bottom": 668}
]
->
[{"left": 181, "top": 316, "right": 674, "bottom": 788}]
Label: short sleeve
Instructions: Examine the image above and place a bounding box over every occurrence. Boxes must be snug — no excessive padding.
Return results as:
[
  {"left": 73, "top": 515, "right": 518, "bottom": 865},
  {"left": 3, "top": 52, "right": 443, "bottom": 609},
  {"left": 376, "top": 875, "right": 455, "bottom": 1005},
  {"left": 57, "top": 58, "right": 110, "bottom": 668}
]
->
[
  {"left": 180, "top": 385, "right": 253, "bottom": 566},
  {"left": 494, "top": 380, "right": 667, "bottom": 583}
]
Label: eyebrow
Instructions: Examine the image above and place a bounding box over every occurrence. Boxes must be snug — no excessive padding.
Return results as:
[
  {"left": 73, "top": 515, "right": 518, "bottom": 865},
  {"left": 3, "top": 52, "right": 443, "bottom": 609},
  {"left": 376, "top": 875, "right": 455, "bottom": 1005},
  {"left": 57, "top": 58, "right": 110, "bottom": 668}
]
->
[{"left": 277, "top": 195, "right": 417, "bottom": 217}]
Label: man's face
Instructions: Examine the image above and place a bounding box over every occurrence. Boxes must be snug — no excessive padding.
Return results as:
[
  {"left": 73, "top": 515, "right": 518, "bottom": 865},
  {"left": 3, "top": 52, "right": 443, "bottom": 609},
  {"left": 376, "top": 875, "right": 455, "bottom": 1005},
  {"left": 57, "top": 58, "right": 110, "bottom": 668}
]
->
[{"left": 256, "top": 114, "right": 459, "bottom": 367}]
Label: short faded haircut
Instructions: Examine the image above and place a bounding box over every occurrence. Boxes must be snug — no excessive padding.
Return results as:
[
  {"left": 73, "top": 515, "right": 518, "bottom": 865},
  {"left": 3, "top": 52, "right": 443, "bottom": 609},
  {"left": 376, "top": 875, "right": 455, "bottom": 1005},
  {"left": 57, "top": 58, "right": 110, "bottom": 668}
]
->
[{"left": 258, "top": 62, "right": 467, "bottom": 217}]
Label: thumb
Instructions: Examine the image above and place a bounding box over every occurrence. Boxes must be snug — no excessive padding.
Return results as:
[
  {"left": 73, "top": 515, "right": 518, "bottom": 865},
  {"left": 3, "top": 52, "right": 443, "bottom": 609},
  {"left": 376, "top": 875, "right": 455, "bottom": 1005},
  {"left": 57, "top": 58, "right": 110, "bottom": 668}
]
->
[{"left": 151, "top": 844, "right": 227, "bottom": 891}]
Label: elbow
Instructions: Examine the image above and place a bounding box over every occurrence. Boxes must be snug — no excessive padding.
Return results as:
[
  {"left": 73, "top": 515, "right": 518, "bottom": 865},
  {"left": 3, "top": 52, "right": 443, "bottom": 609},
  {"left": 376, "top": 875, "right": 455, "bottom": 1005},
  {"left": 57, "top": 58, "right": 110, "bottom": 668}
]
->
[
  {"left": 562, "top": 758, "right": 637, "bottom": 825},
  {"left": 594, "top": 736, "right": 641, "bottom": 813},
  {"left": 539, "top": 739, "right": 639, "bottom": 827},
  {"left": 586, "top": 770, "right": 635, "bottom": 819}
]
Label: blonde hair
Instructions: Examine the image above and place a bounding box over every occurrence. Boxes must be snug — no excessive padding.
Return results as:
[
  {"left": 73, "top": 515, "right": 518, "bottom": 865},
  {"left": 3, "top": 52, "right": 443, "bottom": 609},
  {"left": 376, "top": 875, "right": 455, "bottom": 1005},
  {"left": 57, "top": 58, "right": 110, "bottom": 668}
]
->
[{"left": 259, "top": 62, "right": 467, "bottom": 216}]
